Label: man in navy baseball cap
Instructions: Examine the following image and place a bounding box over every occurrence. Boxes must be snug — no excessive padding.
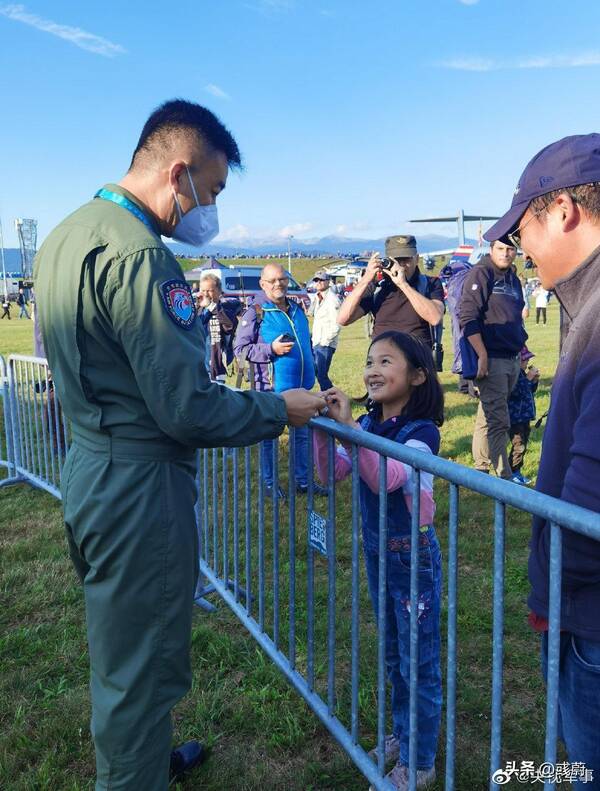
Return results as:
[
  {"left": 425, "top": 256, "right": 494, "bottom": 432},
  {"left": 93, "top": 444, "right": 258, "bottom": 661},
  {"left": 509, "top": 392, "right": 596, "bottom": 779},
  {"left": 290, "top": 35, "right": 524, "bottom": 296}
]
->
[
  {"left": 484, "top": 133, "right": 600, "bottom": 287},
  {"left": 491, "top": 133, "right": 600, "bottom": 782}
]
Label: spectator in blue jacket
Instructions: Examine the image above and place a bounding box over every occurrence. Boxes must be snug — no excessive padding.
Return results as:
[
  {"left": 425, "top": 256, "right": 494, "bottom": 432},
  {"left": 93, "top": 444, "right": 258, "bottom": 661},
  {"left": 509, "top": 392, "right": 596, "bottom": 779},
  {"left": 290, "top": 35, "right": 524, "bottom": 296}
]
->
[
  {"left": 234, "top": 262, "right": 326, "bottom": 498},
  {"left": 508, "top": 346, "right": 539, "bottom": 485},
  {"left": 484, "top": 133, "right": 600, "bottom": 784}
]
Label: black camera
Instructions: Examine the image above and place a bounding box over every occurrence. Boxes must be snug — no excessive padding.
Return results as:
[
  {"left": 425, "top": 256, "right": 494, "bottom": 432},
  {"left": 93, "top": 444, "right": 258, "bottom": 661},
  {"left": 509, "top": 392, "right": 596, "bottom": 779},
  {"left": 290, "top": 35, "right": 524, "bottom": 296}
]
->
[{"left": 380, "top": 257, "right": 394, "bottom": 270}]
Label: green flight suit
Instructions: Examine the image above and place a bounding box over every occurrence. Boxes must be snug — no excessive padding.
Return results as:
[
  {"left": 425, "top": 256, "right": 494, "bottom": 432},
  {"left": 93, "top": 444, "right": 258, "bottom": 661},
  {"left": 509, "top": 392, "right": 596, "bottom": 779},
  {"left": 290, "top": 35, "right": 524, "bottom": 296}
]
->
[{"left": 34, "top": 184, "right": 288, "bottom": 791}]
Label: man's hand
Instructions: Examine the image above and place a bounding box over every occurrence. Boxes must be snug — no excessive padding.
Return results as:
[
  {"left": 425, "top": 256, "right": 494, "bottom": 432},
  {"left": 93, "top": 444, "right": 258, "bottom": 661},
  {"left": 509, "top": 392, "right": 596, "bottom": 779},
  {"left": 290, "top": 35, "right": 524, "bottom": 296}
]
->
[
  {"left": 383, "top": 261, "right": 407, "bottom": 289},
  {"left": 527, "top": 365, "right": 540, "bottom": 382},
  {"left": 361, "top": 253, "right": 383, "bottom": 283},
  {"left": 476, "top": 352, "right": 489, "bottom": 379},
  {"left": 272, "top": 335, "right": 295, "bottom": 356},
  {"left": 281, "top": 389, "right": 327, "bottom": 427},
  {"left": 199, "top": 294, "right": 211, "bottom": 309},
  {"left": 321, "top": 387, "right": 355, "bottom": 426}
]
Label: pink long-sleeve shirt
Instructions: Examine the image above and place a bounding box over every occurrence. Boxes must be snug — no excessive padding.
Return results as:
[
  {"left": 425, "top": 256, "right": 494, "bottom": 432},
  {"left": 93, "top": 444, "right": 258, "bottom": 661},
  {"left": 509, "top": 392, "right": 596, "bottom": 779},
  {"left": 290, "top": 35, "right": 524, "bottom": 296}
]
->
[{"left": 313, "top": 423, "right": 436, "bottom": 527}]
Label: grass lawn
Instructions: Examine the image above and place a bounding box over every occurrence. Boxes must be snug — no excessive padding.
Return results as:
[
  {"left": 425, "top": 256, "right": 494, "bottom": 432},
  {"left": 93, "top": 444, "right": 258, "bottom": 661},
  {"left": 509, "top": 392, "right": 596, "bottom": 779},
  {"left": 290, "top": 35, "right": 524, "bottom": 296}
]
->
[{"left": 0, "top": 284, "right": 561, "bottom": 790}]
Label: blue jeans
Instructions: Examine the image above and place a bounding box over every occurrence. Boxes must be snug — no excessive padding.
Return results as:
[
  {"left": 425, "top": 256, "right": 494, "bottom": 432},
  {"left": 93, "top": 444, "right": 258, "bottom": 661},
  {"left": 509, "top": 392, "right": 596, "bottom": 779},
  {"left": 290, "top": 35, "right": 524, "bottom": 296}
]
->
[
  {"left": 541, "top": 632, "right": 600, "bottom": 788},
  {"left": 261, "top": 426, "right": 308, "bottom": 488},
  {"left": 363, "top": 528, "right": 442, "bottom": 770},
  {"left": 313, "top": 344, "right": 335, "bottom": 391}
]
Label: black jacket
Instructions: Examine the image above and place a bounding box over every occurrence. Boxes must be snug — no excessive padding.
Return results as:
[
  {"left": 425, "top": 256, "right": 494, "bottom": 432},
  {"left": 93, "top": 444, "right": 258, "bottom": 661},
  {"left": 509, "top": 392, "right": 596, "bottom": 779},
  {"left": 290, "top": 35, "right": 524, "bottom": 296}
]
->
[{"left": 458, "top": 256, "right": 526, "bottom": 357}]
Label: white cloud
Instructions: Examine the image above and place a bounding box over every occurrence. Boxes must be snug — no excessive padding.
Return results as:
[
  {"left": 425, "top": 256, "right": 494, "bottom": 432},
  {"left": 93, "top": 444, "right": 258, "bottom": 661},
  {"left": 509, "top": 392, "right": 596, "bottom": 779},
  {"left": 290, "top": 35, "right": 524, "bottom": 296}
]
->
[
  {"left": 334, "top": 222, "right": 371, "bottom": 236},
  {"left": 205, "top": 83, "right": 230, "bottom": 100},
  {"left": 277, "top": 222, "right": 313, "bottom": 238},
  {"left": 216, "top": 224, "right": 253, "bottom": 242},
  {"left": 440, "top": 51, "right": 600, "bottom": 71},
  {"left": 0, "top": 3, "right": 125, "bottom": 57}
]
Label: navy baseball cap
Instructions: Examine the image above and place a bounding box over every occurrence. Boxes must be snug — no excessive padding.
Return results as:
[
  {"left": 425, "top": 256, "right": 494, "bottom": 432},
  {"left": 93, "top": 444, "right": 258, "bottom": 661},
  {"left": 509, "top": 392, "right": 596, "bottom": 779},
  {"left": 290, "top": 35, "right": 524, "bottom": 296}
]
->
[{"left": 484, "top": 133, "right": 600, "bottom": 242}]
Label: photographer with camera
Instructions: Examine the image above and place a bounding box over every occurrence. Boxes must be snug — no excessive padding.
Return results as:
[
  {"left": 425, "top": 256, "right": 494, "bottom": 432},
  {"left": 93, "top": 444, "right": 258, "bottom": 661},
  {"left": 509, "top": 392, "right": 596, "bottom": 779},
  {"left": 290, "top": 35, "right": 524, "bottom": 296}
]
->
[{"left": 337, "top": 235, "right": 444, "bottom": 351}]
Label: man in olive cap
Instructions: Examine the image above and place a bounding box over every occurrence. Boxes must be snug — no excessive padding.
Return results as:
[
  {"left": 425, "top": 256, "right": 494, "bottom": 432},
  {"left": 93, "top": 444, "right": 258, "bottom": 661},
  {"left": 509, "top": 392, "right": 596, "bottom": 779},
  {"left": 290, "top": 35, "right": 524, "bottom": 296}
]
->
[
  {"left": 485, "top": 133, "right": 600, "bottom": 781},
  {"left": 337, "top": 235, "right": 444, "bottom": 346}
]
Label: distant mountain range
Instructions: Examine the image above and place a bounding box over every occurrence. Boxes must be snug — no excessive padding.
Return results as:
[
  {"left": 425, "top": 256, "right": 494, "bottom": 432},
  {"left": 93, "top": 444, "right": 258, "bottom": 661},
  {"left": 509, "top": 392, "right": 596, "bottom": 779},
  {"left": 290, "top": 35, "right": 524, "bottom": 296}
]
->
[{"left": 1, "top": 233, "right": 475, "bottom": 270}]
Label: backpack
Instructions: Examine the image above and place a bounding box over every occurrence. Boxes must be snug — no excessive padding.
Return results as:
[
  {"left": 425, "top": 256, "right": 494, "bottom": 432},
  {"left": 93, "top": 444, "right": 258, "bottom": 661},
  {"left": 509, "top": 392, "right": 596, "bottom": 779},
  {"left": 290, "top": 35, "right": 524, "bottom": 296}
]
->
[{"left": 414, "top": 274, "right": 444, "bottom": 372}]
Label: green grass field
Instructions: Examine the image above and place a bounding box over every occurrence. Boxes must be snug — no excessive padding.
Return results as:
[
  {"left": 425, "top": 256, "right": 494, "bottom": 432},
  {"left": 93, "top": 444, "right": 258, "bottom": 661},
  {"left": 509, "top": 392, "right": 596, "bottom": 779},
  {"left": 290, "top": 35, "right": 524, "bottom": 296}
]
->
[{"left": 0, "top": 270, "right": 560, "bottom": 790}]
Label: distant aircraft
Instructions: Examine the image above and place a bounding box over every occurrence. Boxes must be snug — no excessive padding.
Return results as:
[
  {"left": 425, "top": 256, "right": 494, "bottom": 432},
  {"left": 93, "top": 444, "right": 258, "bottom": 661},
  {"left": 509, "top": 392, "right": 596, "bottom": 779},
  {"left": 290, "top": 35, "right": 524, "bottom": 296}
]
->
[{"left": 409, "top": 209, "right": 500, "bottom": 249}]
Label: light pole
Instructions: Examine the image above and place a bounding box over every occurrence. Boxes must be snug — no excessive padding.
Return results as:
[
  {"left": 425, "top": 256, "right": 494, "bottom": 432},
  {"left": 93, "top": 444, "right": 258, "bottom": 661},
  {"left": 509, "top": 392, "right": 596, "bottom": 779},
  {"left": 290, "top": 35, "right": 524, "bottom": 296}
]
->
[{"left": 287, "top": 235, "right": 294, "bottom": 278}]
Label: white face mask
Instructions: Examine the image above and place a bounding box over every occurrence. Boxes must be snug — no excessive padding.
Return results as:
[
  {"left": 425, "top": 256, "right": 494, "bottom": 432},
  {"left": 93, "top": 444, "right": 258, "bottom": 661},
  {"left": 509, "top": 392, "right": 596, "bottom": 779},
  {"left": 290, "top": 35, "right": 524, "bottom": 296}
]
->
[{"left": 171, "top": 166, "right": 219, "bottom": 248}]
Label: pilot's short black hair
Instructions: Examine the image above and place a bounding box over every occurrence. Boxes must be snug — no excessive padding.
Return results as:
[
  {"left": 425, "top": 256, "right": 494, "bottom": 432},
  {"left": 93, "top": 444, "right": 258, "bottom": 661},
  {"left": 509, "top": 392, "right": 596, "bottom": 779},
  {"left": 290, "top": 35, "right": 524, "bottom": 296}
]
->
[{"left": 129, "top": 98, "right": 242, "bottom": 171}]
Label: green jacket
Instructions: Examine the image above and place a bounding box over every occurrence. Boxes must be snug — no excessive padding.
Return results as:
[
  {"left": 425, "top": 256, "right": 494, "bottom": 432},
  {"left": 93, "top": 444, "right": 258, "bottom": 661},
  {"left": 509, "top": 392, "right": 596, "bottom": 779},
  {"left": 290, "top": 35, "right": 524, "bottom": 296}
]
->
[{"left": 34, "top": 184, "right": 287, "bottom": 447}]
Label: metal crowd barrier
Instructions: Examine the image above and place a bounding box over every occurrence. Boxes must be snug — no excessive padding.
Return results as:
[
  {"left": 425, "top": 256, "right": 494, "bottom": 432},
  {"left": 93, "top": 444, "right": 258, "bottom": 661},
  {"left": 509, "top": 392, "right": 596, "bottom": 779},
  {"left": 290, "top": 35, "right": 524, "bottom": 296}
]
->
[
  {"left": 197, "top": 420, "right": 600, "bottom": 791},
  {"left": 0, "top": 354, "right": 69, "bottom": 497},
  {"left": 2, "top": 355, "right": 600, "bottom": 789}
]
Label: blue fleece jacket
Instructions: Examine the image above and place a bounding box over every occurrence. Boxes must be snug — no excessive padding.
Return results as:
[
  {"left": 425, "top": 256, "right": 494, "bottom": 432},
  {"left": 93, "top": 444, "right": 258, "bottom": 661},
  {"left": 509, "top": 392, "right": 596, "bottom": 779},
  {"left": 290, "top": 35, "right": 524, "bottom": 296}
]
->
[{"left": 233, "top": 293, "right": 315, "bottom": 392}]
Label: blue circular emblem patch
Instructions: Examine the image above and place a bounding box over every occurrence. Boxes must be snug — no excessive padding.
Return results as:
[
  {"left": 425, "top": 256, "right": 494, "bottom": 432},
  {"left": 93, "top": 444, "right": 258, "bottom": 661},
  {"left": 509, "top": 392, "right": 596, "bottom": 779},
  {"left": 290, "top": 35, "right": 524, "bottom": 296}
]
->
[{"left": 159, "top": 279, "right": 196, "bottom": 330}]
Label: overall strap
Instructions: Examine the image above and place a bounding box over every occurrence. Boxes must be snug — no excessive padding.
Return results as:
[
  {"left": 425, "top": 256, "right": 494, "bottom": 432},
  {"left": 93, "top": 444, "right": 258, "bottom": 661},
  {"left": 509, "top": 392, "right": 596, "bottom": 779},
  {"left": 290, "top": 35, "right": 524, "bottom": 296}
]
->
[{"left": 393, "top": 418, "right": 432, "bottom": 445}]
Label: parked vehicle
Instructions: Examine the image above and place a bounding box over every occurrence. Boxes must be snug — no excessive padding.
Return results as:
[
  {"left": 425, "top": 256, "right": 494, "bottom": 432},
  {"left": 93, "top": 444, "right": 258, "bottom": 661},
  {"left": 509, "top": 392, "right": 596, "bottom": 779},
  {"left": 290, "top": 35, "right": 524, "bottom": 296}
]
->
[{"left": 185, "top": 264, "right": 310, "bottom": 309}]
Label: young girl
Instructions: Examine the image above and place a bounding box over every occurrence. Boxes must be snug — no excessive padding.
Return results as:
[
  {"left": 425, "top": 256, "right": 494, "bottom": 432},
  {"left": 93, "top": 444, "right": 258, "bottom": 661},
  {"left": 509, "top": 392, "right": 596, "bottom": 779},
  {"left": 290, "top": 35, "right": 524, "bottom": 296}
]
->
[{"left": 314, "top": 331, "right": 444, "bottom": 791}]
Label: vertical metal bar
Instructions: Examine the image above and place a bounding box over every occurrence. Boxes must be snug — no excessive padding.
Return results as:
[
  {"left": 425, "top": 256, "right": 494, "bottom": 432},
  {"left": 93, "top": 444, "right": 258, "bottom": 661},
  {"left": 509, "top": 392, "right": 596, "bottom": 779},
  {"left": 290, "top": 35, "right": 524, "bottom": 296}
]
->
[
  {"left": 24, "top": 362, "right": 38, "bottom": 477},
  {"left": 18, "top": 361, "right": 32, "bottom": 472},
  {"left": 33, "top": 363, "right": 44, "bottom": 478},
  {"left": 212, "top": 447, "right": 219, "bottom": 576},
  {"left": 408, "top": 467, "right": 421, "bottom": 791},
  {"left": 245, "top": 445, "right": 252, "bottom": 616},
  {"left": 327, "top": 433, "right": 337, "bottom": 717},
  {"left": 1, "top": 358, "right": 16, "bottom": 478},
  {"left": 273, "top": 438, "right": 280, "bottom": 649},
  {"left": 195, "top": 450, "right": 203, "bottom": 565},
  {"left": 288, "top": 428, "right": 297, "bottom": 667},
  {"left": 222, "top": 448, "right": 229, "bottom": 584},
  {"left": 35, "top": 364, "right": 50, "bottom": 485},
  {"left": 445, "top": 483, "right": 459, "bottom": 791},
  {"left": 233, "top": 447, "right": 240, "bottom": 601},
  {"left": 350, "top": 442, "right": 361, "bottom": 745},
  {"left": 203, "top": 448, "right": 209, "bottom": 568},
  {"left": 377, "top": 454, "right": 388, "bottom": 778},
  {"left": 44, "top": 367, "right": 58, "bottom": 488},
  {"left": 307, "top": 427, "right": 315, "bottom": 691},
  {"left": 489, "top": 500, "right": 505, "bottom": 790},
  {"left": 543, "top": 522, "right": 562, "bottom": 791},
  {"left": 258, "top": 441, "right": 265, "bottom": 632}
]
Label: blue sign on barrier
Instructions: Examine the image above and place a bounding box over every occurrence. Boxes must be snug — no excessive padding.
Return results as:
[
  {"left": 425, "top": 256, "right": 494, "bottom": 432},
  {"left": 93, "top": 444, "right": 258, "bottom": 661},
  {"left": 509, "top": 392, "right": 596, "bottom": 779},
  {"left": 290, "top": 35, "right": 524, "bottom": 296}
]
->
[{"left": 309, "top": 510, "right": 328, "bottom": 556}]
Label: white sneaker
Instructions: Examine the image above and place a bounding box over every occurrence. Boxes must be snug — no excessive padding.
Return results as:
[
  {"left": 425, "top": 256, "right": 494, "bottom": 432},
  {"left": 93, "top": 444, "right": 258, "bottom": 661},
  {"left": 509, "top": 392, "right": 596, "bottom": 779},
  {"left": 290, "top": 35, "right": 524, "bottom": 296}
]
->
[
  {"left": 368, "top": 733, "right": 400, "bottom": 767},
  {"left": 376, "top": 761, "right": 436, "bottom": 791}
]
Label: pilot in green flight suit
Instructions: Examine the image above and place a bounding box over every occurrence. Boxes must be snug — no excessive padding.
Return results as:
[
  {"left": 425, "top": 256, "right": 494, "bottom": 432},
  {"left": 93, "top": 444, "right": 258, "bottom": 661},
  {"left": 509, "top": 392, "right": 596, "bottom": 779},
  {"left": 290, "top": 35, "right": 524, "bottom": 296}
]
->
[{"left": 34, "top": 99, "right": 325, "bottom": 791}]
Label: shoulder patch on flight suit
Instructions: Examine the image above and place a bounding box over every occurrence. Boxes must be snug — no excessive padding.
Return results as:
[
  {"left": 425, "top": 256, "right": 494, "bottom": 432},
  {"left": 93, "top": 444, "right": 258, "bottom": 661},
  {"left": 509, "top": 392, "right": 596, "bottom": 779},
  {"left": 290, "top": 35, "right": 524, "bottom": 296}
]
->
[{"left": 159, "top": 279, "right": 196, "bottom": 330}]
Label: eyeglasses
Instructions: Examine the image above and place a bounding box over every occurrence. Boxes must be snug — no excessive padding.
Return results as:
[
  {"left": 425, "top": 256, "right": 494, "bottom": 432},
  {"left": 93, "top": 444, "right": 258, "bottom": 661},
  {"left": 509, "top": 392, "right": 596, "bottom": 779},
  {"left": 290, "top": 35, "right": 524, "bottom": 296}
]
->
[
  {"left": 262, "top": 277, "right": 289, "bottom": 285},
  {"left": 508, "top": 205, "right": 548, "bottom": 249}
]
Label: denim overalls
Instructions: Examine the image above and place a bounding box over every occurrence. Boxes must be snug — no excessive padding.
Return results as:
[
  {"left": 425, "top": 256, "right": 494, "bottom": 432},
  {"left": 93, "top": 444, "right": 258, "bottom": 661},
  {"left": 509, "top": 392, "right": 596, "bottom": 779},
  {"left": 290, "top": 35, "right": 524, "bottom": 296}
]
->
[{"left": 359, "top": 415, "right": 443, "bottom": 771}]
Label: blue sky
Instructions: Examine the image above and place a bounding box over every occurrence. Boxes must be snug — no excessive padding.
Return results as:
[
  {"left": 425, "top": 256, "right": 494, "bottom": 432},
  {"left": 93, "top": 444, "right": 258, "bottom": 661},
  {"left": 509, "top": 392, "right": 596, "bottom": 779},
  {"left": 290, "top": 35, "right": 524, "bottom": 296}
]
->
[{"left": 2, "top": 0, "right": 600, "bottom": 248}]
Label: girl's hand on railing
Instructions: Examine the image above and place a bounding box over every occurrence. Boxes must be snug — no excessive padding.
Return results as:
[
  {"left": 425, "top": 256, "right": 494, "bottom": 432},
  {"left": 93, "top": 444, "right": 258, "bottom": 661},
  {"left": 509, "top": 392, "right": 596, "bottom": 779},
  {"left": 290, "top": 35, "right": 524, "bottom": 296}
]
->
[{"left": 320, "top": 387, "right": 354, "bottom": 426}]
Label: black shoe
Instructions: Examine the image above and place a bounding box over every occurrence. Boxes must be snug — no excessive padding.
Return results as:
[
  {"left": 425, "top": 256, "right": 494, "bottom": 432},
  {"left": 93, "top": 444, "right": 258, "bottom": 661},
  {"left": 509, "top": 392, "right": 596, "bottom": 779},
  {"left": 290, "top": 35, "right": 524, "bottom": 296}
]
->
[
  {"left": 169, "top": 740, "right": 206, "bottom": 783},
  {"left": 264, "top": 484, "right": 286, "bottom": 501},
  {"left": 296, "top": 481, "right": 328, "bottom": 497}
]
